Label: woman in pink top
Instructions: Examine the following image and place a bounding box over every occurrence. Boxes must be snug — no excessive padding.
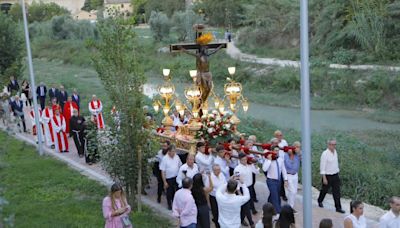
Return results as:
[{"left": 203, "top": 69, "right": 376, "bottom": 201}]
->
[{"left": 102, "top": 183, "right": 132, "bottom": 228}]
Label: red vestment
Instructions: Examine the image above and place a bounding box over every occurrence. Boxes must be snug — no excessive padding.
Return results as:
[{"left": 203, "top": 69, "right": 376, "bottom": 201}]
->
[
  {"left": 63, "top": 101, "right": 79, "bottom": 134},
  {"left": 51, "top": 114, "right": 69, "bottom": 152},
  {"left": 89, "top": 99, "right": 104, "bottom": 129}
]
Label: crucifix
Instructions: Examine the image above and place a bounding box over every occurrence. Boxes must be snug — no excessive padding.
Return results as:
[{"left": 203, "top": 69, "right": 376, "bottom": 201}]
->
[{"left": 170, "top": 24, "right": 227, "bottom": 105}]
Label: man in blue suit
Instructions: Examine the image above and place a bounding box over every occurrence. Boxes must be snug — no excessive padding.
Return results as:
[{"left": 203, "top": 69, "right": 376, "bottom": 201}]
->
[
  {"left": 36, "top": 82, "right": 47, "bottom": 110},
  {"left": 10, "top": 95, "right": 27, "bottom": 132},
  {"left": 71, "top": 89, "right": 80, "bottom": 110},
  {"left": 48, "top": 84, "right": 59, "bottom": 103},
  {"left": 57, "top": 85, "right": 68, "bottom": 111}
]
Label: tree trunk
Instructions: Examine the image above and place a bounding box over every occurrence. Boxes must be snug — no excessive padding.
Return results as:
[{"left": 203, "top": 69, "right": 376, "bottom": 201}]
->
[{"left": 137, "top": 146, "right": 142, "bottom": 212}]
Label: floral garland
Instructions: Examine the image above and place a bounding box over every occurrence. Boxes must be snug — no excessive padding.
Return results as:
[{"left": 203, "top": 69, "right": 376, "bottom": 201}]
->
[
  {"left": 196, "top": 32, "right": 213, "bottom": 45},
  {"left": 195, "top": 110, "right": 236, "bottom": 146}
]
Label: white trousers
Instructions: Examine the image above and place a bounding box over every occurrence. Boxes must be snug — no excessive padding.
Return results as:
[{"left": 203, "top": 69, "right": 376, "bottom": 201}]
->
[
  {"left": 285, "top": 173, "right": 298, "bottom": 208},
  {"left": 43, "top": 122, "right": 54, "bottom": 146}
]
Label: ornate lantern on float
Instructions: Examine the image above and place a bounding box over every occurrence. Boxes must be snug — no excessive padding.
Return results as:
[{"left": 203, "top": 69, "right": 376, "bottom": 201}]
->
[{"left": 153, "top": 69, "right": 175, "bottom": 132}]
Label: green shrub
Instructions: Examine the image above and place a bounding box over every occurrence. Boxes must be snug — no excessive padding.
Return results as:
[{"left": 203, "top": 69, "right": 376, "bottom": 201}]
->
[
  {"left": 171, "top": 10, "right": 204, "bottom": 42},
  {"left": 149, "top": 11, "right": 171, "bottom": 41},
  {"left": 332, "top": 48, "right": 356, "bottom": 65},
  {"left": 8, "top": 2, "right": 70, "bottom": 23},
  {"left": 0, "top": 12, "right": 24, "bottom": 83},
  {"left": 51, "top": 15, "right": 98, "bottom": 40}
]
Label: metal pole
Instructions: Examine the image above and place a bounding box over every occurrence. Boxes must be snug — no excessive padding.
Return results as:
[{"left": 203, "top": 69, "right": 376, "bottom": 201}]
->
[
  {"left": 21, "top": 0, "right": 44, "bottom": 155},
  {"left": 300, "top": 0, "right": 312, "bottom": 226}
]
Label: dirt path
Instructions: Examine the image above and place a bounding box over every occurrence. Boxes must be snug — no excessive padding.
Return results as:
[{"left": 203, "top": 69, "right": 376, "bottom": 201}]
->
[
  {"left": 0, "top": 105, "right": 385, "bottom": 227},
  {"left": 225, "top": 41, "right": 400, "bottom": 72}
]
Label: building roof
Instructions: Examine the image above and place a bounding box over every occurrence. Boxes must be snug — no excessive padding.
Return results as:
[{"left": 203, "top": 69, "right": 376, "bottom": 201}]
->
[{"left": 104, "top": 0, "right": 131, "bottom": 4}]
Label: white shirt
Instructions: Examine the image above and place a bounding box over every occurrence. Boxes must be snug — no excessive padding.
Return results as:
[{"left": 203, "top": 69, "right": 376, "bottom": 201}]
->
[
  {"left": 40, "top": 86, "right": 45, "bottom": 96},
  {"left": 234, "top": 163, "right": 259, "bottom": 187},
  {"left": 216, "top": 183, "right": 250, "bottom": 228},
  {"left": 320, "top": 149, "right": 340, "bottom": 175},
  {"left": 214, "top": 156, "right": 230, "bottom": 180},
  {"left": 228, "top": 149, "right": 239, "bottom": 169},
  {"left": 380, "top": 210, "right": 400, "bottom": 228},
  {"left": 210, "top": 172, "right": 227, "bottom": 197},
  {"left": 195, "top": 152, "right": 214, "bottom": 172},
  {"left": 159, "top": 154, "right": 182, "bottom": 179},
  {"left": 262, "top": 157, "right": 288, "bottom": 181},
  {"left": 345, "top": 214, "right": 367, "bottom": 228},
  {"left": 176, "top": 163, "right": 199, "bottom": 188},
  {"left": 278, "top": 139, "right": 288, "bottom": 158}
]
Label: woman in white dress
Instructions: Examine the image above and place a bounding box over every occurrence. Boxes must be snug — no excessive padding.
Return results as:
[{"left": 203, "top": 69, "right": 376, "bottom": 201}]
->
[{"left": 344, "top": 200, "right": 367, "bottom": 228}]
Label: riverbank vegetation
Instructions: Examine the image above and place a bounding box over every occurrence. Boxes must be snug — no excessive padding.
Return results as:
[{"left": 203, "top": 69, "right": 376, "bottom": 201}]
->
[{"left": 0, "top": 2, "right": 399, "bottom": 210}]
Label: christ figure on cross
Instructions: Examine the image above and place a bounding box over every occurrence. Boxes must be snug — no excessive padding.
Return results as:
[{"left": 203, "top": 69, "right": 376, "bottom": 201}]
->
[{"left": 178, "top": 44, "right": 225, "bottom": 103}]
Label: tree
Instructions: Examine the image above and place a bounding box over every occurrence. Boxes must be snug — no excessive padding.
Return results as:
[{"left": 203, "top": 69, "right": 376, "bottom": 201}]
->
[
  {"left": 91, "top": 16, "right": 154, "bottom": 208},
  {"left": 149, "top": 11, "right": 171, "bottom": 41},
  {"left": 28, "top": 2, "right": 70, "bottom": 23},
  {"left": 171, "top": 10, "right": 204, "bottom": 41},
  {"left": 143, "top": 0, "right": 185, "bottom": 19},
  {"left": 194, "top": 0, "right": 244, "bottom": 27},
  {"left": 0, "top": 12, "right": 24, "bottom": 86},
  {"left": 81, "top": 0, "right": 104, "bottom": 12}
]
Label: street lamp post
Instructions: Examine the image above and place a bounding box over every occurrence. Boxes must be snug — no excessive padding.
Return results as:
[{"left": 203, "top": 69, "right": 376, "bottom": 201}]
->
[
  {"left": 300, "top": 0, "right": 312, "bottom": 226},
  {"left": 20, "top": 0, "right": 44, "bottom": 155}
]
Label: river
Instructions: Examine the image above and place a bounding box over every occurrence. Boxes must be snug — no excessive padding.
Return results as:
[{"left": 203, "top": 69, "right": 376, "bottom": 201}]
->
[{"left": 143, "top": 79, "right": 400, "bottom": 132}]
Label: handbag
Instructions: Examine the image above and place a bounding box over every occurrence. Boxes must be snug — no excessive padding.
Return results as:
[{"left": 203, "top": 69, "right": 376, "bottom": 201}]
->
[{"left": 121, "top": 215, "right": 132, "bottom": 227}]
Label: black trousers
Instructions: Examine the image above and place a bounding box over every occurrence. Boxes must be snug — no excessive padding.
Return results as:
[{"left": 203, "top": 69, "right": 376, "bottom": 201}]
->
[
  {"left": 166, "top": 177, "right": 177, "bottom": 208},
  {"left": 240, "top": 187, "right": 254, "bottom": 226},
  {"left": 16, "top": 114, "right": 27, "bottom": 132},
  {"left": 196, "top": 204, "right": 210, "bottom": 228},
  {"left": 152, "top": 162, "right": 163, "bottom": 199},
  {"left": 39, "top": 96, "right": 45, "bottom": 110},
  {"left": 280, "top": 173, "right": 287, "bottom": 199},
  {"left": 209, "top": 195, "right": 220, "bottom": 228},
  {"left": 240, "top": 199, "right": 254, "bottom": 225},
  {"left": 72, "top": 131, "right": 85, "bottom": 156},
  {"left": 250, "top": 173, "right": 258, "bottom": 204},
  {"left": 248, "top": 185, "right": 256, "bottom": 211},
  {"left": 317, "top": 173, "right": 342, "bottom": 210},
  {"left": 229, "top": 167, "right": 234, "bottom": 176}
]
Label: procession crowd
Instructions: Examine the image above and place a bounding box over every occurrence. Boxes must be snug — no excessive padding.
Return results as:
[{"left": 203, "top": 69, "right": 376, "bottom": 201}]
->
[
  {"left": 0, "top": 76, "right": 105, "bottom": 164},
  {"left": 1, "top": 76, "right": 398, "bottom": 228},
  {"left": 152, "top": 133, "right": 400, "bottom": 228}
]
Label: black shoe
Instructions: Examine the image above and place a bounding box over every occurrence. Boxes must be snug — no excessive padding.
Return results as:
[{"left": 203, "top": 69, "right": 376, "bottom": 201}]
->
[
  {"left": 318, "top": 202, "right": 324, "bottom": 208},
  {"left": 282, "top": 196, "right": 288, "bottom": 201},
  {"left": 168, "top": 205, "right": 172, "bottom": 210},
  {"left": 336, "top": 209, "right": 345, "bottom": 214},
  {"left": 51, "top": 145, "right": 55, "bottom": 149},
  {"left": 252, "top": 210, "right": 258, "bottom": 215},
  {"left": 157, "top": 196, "right": 161, "bottom": 203},
  {"left": 241, "top": 221, "right": 249, "bottom": 227},
  {"left": 254, "top": 199, "right": 259, "bottom": 203}
]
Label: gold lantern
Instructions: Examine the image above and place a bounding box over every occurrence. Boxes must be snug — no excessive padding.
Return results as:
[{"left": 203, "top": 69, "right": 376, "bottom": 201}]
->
[{"left": 157, "top": 69, "right": 175, "bottom": 132}]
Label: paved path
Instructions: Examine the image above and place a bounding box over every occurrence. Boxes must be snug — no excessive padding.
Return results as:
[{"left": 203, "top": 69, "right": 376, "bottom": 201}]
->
[
  {"left": 225, "top": 41, "right": 400, "bottom": 72},
  {"left": 0, "top": 105, "right": 385, "bottom": 227}
]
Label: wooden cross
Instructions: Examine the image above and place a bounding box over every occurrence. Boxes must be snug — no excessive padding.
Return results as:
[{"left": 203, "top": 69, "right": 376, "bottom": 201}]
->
[{"left": 169, "top": 25, "right": 228, "bottom": 114}]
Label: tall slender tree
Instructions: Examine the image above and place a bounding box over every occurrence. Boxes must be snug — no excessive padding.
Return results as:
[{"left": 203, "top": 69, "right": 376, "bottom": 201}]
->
[{"left": 91, "top": 16, "right": 153, "bottom": 208}]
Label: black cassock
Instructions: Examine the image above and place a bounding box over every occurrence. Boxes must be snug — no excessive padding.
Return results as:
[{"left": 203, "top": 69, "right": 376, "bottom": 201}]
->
[{"left": 70, "top": 116, "right": 85, "bottom": 156}]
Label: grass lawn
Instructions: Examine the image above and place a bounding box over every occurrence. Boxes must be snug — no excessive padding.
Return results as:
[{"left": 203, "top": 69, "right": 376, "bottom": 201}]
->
[{"left": 0, "top": 131, "right": 173, "bottom": 228}]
